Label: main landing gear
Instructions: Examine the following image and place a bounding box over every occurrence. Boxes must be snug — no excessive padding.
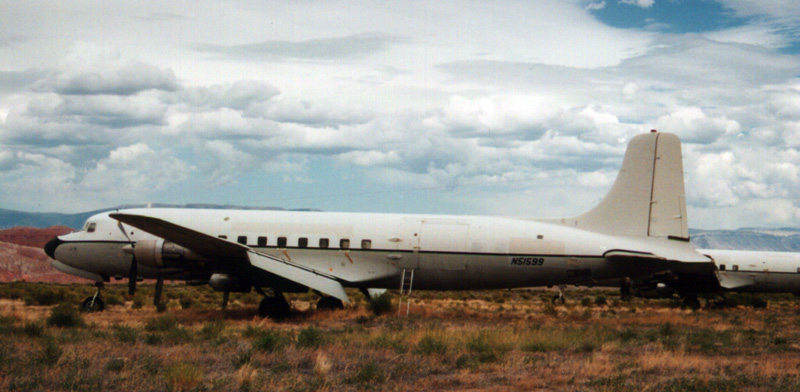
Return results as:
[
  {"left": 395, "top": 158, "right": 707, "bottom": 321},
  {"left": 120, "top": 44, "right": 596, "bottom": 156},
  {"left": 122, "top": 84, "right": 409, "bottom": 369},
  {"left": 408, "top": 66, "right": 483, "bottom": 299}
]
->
[
  {"left": 316, "top": 296, "right": 344, "bottom": 310},
  {"left": 551, "top": 286, "right": 566, "bottom": 305},
  {"left": 256, "top": 287, "right": 291, "bottom": 319},
  {"left": 81, "top": 282, "right": 105, "bottom": 312},
  {"left": 620, "top": 277, "right": 633, "bottom": 300}
]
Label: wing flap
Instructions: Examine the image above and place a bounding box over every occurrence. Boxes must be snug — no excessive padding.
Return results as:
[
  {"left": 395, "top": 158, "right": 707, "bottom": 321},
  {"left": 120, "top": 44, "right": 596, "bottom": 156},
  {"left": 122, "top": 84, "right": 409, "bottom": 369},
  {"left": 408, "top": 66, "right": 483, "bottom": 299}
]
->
[{"left": 248, "top": 252, "right": 350, "bottom": 303}]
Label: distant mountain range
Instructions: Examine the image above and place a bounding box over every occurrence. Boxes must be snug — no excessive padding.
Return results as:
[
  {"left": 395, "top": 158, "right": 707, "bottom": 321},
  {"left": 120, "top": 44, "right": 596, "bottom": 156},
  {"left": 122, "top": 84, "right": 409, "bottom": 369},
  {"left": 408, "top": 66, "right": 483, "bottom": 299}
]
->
[
  {"left": 1, "top": 206, "right": 799, "bottom": 252},
  {"left": 690, "top": 228, "right": 800, "bottom": 252}
]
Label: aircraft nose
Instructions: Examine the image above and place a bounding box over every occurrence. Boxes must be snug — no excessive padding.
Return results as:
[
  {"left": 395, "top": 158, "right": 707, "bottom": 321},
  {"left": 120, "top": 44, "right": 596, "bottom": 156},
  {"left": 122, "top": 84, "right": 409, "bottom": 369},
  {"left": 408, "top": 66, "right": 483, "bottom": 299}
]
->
[{"left": 44, "top": 237, "right": 64, "bottom": 259}]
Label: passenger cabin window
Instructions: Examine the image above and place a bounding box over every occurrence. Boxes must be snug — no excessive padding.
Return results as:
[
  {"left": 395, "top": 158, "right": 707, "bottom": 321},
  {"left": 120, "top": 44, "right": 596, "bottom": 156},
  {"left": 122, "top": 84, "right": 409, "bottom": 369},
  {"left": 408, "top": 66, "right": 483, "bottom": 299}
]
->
[
  {"left": 257, "top": 236, "right": 267, "bottom": 247},
  {"left": 218, "top": 235, "right": 227, "bottom": 239},
  {"left": 237, "top": 236, "right": 247, "bottom": 245},
  {"left": 361, "top": 239, "right": 372, "bottom": 249},
  {"left": 732, "top": 265, "right": 739, "bottom": 271},
  {"left": 278, "top": 237, "right": 287, "bottom": 248},
  {"left": 86, "top": 222, "right": 96, "bottom": 233},
  {"left": 340, "top": 239, "right": 350, "bottom": 250},
  {"left": 719, "top": 264, "right": 726, "bottom": 271},
  {"left": 797, "top": 267, "right": 800, "bottom": 274},
  {"left": 298, "top": 238, "right": 308, "bottom": 248},
  {"left": 319, "top": 238, "right": 329, "bottom": 249}
]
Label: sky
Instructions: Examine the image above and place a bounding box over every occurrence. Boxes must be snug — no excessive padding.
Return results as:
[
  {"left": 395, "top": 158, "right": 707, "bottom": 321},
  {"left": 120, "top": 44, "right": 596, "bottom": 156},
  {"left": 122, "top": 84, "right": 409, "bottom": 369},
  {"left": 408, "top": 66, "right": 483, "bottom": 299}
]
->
[{"left": 1, "top": 0, "right": 799, "bottom": 230}]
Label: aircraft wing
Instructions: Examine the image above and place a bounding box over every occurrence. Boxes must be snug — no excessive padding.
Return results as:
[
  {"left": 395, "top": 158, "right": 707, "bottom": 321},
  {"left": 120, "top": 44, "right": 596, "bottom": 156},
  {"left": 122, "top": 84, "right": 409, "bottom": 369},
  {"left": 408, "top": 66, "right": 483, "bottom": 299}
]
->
[
  {"left": 109, "top": 213, "right": 350, "bottom": 303},
  {"left": 110, "top": 213, "right": 244, "bottom": 259}
]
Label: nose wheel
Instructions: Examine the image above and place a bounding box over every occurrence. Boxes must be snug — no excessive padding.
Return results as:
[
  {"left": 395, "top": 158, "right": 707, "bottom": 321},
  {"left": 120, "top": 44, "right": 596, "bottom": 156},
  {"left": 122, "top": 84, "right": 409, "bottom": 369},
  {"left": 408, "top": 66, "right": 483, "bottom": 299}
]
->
[
  {"left": 551, "top": 285, "right": 566, "bottom": 305},
  {"left": 81, "top": 282, "right": 105, "bottom": 312}
]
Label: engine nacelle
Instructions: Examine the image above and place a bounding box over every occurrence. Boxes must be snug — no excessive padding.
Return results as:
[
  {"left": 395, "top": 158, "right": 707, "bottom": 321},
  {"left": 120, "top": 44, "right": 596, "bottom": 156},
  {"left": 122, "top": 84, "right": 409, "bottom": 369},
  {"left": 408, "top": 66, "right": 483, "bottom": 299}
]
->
[
  {"left": 209, "top": 273, "right": 252, "bottom": 293},
  {"left": 132, "top": 239, "right": 208, "bottom": 268}
]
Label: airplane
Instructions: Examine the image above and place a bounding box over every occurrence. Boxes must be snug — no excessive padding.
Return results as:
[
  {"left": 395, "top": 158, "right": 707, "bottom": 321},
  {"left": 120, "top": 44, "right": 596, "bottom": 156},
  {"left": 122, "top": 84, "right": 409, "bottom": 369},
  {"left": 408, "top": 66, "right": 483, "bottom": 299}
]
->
[
  {"left": 610, "top": 249, "right": 800, "bottom": 307},
  {"left": 44, "top": 130, "right": 715, "bottom": 319}
]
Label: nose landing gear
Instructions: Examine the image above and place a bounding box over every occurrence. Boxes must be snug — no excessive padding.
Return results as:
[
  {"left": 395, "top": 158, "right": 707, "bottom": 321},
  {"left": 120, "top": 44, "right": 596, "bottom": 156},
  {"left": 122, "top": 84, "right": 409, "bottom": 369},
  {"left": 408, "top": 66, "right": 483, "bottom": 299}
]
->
[
  {"left": 81, "top": 282, "right": 105, "bottom": 312},
  {"left": 551, "top": 285, "right": 566, "bottom": 305}
]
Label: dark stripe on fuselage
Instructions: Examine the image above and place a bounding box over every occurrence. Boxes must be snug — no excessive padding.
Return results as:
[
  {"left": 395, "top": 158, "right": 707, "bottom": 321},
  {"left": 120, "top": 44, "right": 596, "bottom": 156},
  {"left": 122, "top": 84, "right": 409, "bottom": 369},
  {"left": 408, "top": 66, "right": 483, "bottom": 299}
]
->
[{"left": 56, "top": 240, "right": 600, "bottom": 259}]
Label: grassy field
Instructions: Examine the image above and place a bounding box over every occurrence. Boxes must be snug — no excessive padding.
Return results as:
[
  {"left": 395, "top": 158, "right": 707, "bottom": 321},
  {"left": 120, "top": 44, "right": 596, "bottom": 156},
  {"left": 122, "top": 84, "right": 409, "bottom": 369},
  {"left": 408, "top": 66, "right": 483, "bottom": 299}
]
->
[{"left": 1, "top": 283, "right": 800, "bottom": 391}]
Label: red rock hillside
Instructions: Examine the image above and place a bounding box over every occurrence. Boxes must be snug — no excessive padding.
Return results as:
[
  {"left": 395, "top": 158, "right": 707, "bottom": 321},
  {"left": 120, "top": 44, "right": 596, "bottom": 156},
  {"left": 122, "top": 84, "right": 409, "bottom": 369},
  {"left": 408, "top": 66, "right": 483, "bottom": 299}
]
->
[
  {"left": 0, "top": 226, "right": 74, "bottom": 248},
  {"left": 0, "top": 226, "right": 87, "bottom": 283}
]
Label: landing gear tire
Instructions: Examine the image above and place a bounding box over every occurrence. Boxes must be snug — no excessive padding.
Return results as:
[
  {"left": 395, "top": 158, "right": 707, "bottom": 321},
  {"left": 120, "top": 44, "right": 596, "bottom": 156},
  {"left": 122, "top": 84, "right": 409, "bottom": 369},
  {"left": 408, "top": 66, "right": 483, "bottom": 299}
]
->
[
  {"left": 317, "top": 296, "right": 344, "bottom": 310},
  {"left": 551, "top": 295, "right": 565, "bottom": 305},
  {"left": 81, "top": 296, "right": 105, "bottom": 312},
  {"left": 258, "top": 297, "right": 291, "bottom": 320}
]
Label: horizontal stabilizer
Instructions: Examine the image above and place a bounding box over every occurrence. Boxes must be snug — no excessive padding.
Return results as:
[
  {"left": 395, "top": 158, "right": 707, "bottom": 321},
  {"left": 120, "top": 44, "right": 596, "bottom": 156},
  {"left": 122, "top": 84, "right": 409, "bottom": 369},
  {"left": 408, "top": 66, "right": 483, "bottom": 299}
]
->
[
  {"left": 604, "top": 250, "right": 664, "bottom": 260},
  {"left": 716, "top": 272, "right": 756, "bottom": 290}
]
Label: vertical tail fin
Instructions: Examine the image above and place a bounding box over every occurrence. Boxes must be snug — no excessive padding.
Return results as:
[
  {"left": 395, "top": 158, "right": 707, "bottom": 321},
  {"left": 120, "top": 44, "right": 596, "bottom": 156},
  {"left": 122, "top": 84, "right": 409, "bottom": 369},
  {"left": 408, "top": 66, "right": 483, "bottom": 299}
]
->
[{"left": 563, "top": 132, "right": 689, "bottom": 239}]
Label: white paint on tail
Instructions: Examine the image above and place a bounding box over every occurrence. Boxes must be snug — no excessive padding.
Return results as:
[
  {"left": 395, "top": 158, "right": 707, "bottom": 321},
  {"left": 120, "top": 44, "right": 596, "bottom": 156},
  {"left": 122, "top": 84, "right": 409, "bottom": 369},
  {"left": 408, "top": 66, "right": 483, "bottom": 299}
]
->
[{"left": 564, "top": 132, "right": 689, "bottom": 239}]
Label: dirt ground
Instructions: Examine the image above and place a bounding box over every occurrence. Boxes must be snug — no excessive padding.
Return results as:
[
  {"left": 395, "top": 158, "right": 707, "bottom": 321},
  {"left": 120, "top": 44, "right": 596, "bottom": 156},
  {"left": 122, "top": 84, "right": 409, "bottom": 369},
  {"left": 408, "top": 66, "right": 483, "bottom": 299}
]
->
[{"left": 1, "top": 283, "right": 800, "bottom": 391}]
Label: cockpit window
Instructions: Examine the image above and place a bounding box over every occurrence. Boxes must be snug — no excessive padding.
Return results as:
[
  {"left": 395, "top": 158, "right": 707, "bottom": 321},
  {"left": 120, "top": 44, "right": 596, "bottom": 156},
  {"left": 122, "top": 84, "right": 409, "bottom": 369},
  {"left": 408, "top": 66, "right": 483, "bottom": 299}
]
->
[{"left": 86, "top": 222, "right": 96, "bottom": 233}]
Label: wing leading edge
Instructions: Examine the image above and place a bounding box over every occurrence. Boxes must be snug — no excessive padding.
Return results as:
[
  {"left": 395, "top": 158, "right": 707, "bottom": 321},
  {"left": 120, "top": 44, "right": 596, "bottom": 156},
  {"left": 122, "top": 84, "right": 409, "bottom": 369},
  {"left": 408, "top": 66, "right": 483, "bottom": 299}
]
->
[{"left": 109, "top": 213, "right": 350, "bottom": 303}]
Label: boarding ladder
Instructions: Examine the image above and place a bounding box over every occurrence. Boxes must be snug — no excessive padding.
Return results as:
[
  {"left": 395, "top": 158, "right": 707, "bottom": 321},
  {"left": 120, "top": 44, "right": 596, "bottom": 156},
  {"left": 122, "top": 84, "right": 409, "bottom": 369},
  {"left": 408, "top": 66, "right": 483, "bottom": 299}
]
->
[{"left": 398, "top": 268, "right": 415, "bottom": 316}]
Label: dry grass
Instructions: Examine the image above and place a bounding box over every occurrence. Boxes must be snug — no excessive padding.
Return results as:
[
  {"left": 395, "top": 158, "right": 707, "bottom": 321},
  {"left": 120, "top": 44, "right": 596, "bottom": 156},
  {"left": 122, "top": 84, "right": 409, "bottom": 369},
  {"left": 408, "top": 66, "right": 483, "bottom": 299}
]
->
[{"left": 2, "top": 283, "right": 800, "bottom": 391}]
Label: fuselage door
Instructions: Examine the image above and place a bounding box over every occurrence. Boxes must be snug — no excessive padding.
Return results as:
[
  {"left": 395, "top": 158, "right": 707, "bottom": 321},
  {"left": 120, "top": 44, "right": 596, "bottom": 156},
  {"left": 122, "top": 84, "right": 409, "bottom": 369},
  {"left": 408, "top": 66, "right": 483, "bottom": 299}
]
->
[
  {"left": 418, "top": 221, "right": 469, "bottom": 270},
  {"left": 397, "top": 219, "right": 422, "bottom": 269}
]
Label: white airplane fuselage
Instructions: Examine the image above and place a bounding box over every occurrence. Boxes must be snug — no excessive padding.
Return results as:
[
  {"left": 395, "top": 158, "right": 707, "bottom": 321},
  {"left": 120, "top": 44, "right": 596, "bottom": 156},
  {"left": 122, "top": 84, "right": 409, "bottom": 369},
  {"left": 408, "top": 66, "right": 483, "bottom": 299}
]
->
[
  {"left": 701, "top": 249, "right": 800, "bottom": 294},
  {"left": 50, "top": 208, "right": 678, "bottom": 291}
]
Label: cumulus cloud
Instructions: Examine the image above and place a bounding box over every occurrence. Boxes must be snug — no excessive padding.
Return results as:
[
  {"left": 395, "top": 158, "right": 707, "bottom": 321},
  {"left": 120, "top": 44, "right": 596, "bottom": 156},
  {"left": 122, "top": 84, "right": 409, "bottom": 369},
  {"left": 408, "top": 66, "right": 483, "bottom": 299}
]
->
[
  {"left": 432, "top": 95, "right": 558, "bottom": 139},
  {"left": 261, "top": 97, "right": 373, "bottom": 127},
  {"left": 81, "top": 143, "right": 191, "bottom": 192},
  {"left": 35, "top": 42, "right": 178, "bottom": 96},
  {"left": 194, "top": 140, "right": 257, "bottom": 187},
  {"left": 165, "top": 81, "right": 279, "bottom": 112},
  {"left": 585, "top": 2, "right": 606, "bottom": 11},
  {"left": 47, "top": 94, "right": 168, "bottom": 128},
  {"left": 336, "top": 150, "right": 401, "bottom": 167},
  {"left": 0, "top": 69, "right": 48, "bottom": 93},
  {"left": 0, "top": 149, "right": 77, "bottom": 211},
  {"left": 685, "top": 151, "right": 740, "bottom": 207},
  {"left": 652, "top": 107, "right": 740, "bottom": 144}
]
